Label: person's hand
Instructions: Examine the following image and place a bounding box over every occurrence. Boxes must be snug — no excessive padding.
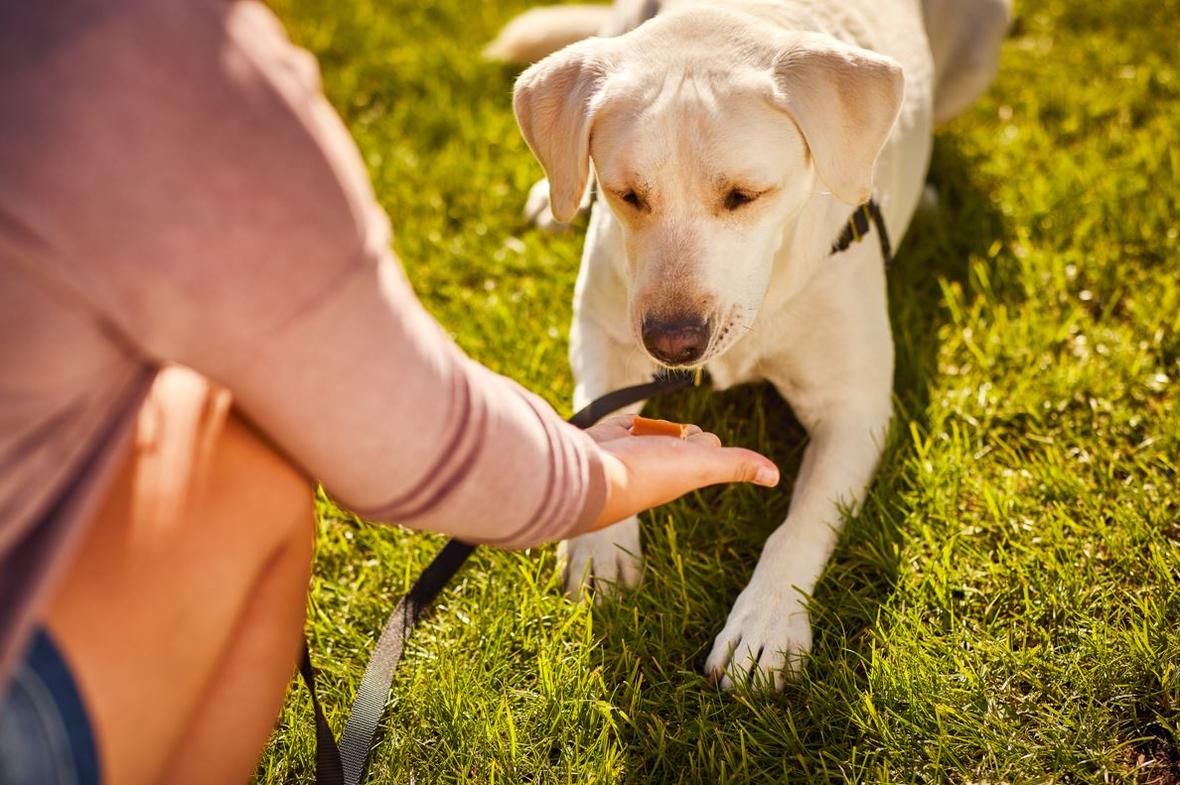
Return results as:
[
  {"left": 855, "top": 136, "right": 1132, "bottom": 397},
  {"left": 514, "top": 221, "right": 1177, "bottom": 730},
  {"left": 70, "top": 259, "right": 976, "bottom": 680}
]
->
[{"left": 578, "top": 413, "right": 780, "bottom": 532}]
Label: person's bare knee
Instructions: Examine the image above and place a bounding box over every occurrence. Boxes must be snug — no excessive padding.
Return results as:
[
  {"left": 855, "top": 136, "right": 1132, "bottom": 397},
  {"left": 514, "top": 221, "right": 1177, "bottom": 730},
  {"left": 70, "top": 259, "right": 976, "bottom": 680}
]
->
[{"left": 123, "top": 366, "right": 315, "bottom": 583}]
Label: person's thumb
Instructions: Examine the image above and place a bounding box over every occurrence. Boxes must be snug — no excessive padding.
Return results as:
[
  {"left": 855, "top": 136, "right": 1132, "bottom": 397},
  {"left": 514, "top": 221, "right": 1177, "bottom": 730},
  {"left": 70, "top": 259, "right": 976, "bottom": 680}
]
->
[{"left": 707, "top": 447, "right": 780, "bottom": 488}]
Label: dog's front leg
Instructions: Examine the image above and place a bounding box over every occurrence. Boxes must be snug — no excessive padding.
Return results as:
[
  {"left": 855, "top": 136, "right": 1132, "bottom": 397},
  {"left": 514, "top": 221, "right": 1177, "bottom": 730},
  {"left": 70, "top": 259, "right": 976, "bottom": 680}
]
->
[
  {"left": 559, "top": 325, "right": 653, "bottom": 600},
  {"left": 704, "top": 403, "right": 890, "bottom": 689},
  {"left": 705, "top": 260, "right": 895, "bottom": 690},
  {"left": 559, "top": 204, "right": 655, "bottom": 600}
]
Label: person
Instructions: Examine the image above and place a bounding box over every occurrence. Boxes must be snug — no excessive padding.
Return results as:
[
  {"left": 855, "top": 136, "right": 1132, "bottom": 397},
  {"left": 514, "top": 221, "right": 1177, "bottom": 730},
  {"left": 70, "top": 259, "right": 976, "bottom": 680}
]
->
[{"left": 0, "top": 1, "right": 781, "bottom": 783}]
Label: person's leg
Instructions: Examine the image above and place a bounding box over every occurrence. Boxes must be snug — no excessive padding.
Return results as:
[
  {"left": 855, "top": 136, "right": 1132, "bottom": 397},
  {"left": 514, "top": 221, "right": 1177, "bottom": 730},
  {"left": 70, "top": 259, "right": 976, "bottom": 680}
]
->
[
  {"left": 41, "top": 366, "right": 315, "bottom": 785},
  {"left": 155, "top": 409, "right": 315, "bottom": 785},
  {"left": 158, "top": 484, "right": 312, "bottom": 785}
]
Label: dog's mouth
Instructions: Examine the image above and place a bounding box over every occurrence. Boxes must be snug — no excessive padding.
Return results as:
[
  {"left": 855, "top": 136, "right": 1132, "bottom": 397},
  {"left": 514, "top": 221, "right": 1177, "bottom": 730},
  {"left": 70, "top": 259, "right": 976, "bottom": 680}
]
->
[{"left": 703, "top": 311, "right": 744, "bottom": 360}]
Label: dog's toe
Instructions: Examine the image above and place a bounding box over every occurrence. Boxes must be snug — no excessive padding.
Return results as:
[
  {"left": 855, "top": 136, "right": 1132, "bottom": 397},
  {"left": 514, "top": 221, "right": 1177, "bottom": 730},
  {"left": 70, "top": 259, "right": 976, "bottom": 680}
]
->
[{"left": 703, "top": 632, "right": 742, "bottom": 688}]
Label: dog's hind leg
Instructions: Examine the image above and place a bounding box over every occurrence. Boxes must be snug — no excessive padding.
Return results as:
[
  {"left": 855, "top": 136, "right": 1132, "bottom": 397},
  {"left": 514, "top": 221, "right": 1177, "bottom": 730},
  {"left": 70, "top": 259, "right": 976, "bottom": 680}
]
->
[
  {"left": 485, "top": 0, "right": 662, "bottom": 64},
  {"left": 483, "top": 4, "right": 613, "bottom": 64},
  {"left": 922, "top": 0, "right": 1011, "bottom": 124},
  {"left": 524, "top": 174, "right": 596, "bottom": 233}
]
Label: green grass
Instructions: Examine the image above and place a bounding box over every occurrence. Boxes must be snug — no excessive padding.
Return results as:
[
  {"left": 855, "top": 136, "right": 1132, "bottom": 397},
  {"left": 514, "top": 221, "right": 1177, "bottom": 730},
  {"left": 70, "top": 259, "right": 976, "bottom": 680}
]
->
[{"left": 256, "top": 0, "right": 1180, "bottom": 781}]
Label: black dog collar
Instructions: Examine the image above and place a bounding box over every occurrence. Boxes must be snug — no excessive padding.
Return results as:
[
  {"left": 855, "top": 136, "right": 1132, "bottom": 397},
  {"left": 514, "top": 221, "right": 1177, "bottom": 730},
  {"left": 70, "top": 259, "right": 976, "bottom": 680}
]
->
[{"left": 830, "top": 198, "right": 892, "bottom": 264}]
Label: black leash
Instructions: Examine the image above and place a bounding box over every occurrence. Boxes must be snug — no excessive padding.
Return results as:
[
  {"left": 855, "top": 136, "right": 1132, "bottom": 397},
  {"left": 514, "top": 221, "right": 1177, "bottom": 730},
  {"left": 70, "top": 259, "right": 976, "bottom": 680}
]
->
[
  {"left": 299, "top": 198, "right": 889, "bottom": 785},
  {"left": 299, "top": 371, "right": 698, "bottom": 785},
  {"left": 566, "top": 372, "right": 698, "bottom": 429}
]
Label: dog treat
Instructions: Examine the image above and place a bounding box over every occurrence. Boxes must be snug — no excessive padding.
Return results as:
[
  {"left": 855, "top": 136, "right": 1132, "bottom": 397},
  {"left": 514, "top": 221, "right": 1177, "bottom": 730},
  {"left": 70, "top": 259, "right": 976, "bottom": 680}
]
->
[{"left": 630, "top": 415, "right": 689, "bottom": 439}]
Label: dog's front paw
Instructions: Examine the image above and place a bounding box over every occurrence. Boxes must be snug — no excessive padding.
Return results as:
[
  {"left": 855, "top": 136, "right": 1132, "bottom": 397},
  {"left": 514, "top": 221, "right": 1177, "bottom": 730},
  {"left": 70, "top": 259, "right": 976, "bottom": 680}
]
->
[
  {"left": 556, "top": 517, "right": 642, "bottom": 601},
  {"left": 523, "top": 178, "right": 574, "bottom": 233},
  {"left": 704, "top": 577, "right": 812, "bottom": 691}
]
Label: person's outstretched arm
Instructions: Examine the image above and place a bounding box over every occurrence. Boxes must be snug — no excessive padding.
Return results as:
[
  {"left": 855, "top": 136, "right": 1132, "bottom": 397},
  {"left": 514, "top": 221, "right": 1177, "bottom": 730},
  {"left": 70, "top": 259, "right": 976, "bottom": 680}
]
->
[{"left": 7, "top": 0, "right": 775, "bottom": 548}]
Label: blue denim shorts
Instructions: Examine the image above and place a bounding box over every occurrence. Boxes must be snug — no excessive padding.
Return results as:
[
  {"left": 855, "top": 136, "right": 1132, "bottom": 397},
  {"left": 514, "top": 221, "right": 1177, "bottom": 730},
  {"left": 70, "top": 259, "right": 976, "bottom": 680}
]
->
[{"left": 0, "top": 629, "right": 100, "bottom": 785}]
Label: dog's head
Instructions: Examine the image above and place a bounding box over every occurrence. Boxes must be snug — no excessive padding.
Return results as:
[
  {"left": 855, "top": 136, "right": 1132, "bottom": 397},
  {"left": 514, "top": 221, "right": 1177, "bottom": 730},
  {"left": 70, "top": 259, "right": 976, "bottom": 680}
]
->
[{"left": 513, "top": 8, "right": 904, "bottom": 367}]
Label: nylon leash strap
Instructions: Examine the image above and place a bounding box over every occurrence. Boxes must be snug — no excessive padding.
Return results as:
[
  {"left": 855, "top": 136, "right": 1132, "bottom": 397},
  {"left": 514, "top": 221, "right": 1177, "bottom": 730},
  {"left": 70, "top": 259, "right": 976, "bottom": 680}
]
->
[{"left": 299, "top": 371, "right": 699, "bottom": 785}]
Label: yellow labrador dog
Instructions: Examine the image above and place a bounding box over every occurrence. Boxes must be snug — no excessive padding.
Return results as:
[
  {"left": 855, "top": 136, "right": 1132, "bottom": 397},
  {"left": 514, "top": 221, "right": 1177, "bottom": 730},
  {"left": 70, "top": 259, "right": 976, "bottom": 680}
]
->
[{"left": 491, "top": 0, "right": 1009, "bottom": 690}]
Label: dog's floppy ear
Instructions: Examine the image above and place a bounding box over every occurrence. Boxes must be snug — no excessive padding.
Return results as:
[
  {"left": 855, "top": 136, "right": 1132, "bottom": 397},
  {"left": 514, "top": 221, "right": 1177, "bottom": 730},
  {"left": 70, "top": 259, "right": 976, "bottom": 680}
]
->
[
  {"left": 513, "top": 38, "right": 611, "bottom": 222},
  {"left": 771, "top": 33, "right": 904, "bottom": 205}
]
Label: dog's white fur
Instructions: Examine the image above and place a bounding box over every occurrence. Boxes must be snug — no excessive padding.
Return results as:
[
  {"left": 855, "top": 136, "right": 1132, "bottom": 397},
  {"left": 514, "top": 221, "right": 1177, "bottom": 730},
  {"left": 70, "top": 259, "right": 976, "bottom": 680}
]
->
[{"left": 501, "top": 0, "right": 1008, "bottom": 690}]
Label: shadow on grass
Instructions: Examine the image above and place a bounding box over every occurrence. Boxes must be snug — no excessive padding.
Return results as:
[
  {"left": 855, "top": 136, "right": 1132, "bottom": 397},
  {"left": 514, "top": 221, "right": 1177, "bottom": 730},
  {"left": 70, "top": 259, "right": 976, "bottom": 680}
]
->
[{"left": 569, "top": 136, "right": 1013, "bottom": 781}]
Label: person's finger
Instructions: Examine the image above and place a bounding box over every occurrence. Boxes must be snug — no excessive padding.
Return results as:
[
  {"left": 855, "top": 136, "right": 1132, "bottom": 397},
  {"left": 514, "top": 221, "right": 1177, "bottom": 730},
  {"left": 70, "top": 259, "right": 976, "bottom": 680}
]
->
[
  {"left": 583, "top": 413, "right": 635, "bottom": 442},
  {"left": 684, "top": 424, "right": 704, "bottom": 437},
  {"left": 700, "top": 446, "right": 780, "bottom": 487},
  {"left": 598, "top": 412, "right": 637, "bottom": 428},
  {"left": 686, "top": 430, "right": 722, "bottom": 448}
]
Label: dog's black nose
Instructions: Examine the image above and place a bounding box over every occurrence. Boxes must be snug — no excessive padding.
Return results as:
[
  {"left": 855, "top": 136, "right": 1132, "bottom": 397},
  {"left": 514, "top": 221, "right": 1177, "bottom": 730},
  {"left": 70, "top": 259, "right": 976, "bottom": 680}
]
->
[{"left": 641, "top": 316, "right": 710, "bottom": 365}]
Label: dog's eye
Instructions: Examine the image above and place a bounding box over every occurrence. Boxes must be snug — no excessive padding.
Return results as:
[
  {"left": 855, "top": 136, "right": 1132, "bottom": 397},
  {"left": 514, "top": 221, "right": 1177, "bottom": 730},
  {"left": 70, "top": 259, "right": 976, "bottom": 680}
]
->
[
  {"left": 723, "top": 189, "right": 756, "bottom": 211},
  {"left": 621, "top": 190, "right": 643, "bottom": 209}
]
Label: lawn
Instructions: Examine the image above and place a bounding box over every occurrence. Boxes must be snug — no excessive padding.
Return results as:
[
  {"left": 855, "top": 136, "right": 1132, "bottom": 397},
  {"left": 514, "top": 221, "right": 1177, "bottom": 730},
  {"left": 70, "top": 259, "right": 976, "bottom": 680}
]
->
[{"left": 256, "top": 0, "right": 1180, "bottom": 782}]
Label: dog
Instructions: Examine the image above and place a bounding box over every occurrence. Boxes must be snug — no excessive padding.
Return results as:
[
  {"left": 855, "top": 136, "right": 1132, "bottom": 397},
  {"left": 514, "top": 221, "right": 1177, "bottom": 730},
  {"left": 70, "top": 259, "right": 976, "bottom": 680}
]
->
[{"left": 491, "top": 0, "right": 1009, "bottom": 690}]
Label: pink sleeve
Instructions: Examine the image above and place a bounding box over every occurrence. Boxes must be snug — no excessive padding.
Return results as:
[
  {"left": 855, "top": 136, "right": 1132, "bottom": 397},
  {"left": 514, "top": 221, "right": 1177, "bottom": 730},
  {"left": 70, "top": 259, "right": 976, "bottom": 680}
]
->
[
  {"left": 226, "top": 250, "right": 609, "bottom": 548},
  {"left": 14, "top": 0, "right": 606, "bottom": 547}
]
